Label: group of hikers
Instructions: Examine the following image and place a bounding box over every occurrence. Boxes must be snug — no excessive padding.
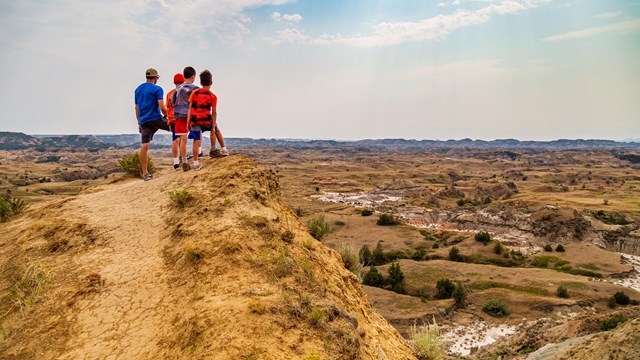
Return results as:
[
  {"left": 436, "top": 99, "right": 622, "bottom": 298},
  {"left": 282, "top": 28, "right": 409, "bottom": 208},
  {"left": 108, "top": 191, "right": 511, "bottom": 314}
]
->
[{"left": 134, "top": 66, "right": 228, "bottom": 181}]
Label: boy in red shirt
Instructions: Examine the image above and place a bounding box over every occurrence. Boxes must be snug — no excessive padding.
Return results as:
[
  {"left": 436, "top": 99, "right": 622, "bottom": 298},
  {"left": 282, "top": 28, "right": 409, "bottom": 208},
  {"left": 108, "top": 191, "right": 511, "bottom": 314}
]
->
[
  {"left": 166, "top": 73, "right": 187, "bottom": 170},
  {"left": 187, "top": 70, "right": 218, "bottom": 170}
]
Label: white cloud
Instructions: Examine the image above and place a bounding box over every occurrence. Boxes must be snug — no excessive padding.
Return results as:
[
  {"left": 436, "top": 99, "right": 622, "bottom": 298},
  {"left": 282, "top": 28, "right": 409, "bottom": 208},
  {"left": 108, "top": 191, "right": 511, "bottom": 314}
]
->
[
  {"left": 543, "top": 19, "right": 640, "bottom": 41},
  {"left": 271, "top": 11, "right": 303, "bottom": 23},
  {"left": 593, "top": 11, "right": 623, "bottom": 19},
  {"left": 265, "top": 27, "right": 310, "bottom": 44},
  {"left": 270, "top": 0, "right": 552, "bottom": 47}
]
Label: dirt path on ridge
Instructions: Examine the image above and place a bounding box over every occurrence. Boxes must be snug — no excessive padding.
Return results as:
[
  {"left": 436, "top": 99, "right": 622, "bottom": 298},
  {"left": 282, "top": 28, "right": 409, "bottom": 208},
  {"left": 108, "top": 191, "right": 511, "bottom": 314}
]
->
[{"left": 59, "top": 177, "right": 176, "bottom": 359}]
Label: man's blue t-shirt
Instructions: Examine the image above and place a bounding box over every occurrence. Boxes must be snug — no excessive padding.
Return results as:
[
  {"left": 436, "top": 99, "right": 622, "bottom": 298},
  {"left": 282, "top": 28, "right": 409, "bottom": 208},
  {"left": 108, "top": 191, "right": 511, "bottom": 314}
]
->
[{"left": 135, "top": 82, "right": 164, "bottom": 125}]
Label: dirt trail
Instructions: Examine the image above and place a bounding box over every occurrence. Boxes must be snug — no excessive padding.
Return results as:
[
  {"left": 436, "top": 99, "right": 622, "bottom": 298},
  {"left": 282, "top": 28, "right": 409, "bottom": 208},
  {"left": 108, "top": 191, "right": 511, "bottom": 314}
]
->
[{"left": 61, "top": 177, "right": 175, "bottom": 359}]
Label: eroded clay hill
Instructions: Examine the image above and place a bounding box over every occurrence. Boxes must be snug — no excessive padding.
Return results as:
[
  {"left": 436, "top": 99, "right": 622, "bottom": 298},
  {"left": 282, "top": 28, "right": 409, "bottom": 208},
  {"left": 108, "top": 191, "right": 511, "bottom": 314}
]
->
[{"left": 0, "top": 155, "right": 415, "bottom": 359}]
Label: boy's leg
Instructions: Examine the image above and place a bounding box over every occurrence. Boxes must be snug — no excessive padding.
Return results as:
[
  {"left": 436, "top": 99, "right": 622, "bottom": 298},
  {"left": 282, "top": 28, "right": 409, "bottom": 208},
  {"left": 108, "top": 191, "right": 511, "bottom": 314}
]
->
[
  {"left": 179, "top": 135, "right": 187, "bottom": 160},
  {"left": 140, "top": 142, "right": 150, "bottom": 176},
  {"left": 215, "top": 127, "right": 226, "bottom": 148}
]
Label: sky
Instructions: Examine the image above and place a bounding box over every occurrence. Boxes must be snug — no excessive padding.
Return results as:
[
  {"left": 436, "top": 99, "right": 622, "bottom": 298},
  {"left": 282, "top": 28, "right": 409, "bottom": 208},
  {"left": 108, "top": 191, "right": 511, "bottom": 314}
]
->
[{"left": 0, "top": 0, "right": 639, "bottom": 141}]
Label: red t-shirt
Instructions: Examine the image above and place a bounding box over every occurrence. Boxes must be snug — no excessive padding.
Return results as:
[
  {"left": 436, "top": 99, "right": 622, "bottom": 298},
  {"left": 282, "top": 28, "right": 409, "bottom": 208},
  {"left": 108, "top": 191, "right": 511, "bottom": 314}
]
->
[{"left": 188, "top": 88, "right": 217, "bottom": 127}]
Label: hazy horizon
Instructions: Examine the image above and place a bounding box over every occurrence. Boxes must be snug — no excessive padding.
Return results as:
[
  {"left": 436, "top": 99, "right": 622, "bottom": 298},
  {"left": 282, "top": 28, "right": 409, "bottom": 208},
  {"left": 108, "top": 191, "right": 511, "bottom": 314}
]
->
[{"left": 1, "top": 1, "right": 639, "bottom": 140}]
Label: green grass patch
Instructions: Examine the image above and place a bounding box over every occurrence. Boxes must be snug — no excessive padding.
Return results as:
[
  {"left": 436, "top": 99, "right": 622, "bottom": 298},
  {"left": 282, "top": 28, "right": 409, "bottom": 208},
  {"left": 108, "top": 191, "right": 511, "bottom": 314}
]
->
[
  {"left": 531, "top": 256, "right": 569, "bottom": 269},
  {"left": 470, "top": 281, "right": 549, "bottom": 297}
]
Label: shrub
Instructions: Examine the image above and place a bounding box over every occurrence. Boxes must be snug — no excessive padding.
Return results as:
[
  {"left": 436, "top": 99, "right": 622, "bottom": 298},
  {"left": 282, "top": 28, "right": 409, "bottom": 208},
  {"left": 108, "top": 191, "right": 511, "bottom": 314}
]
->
[
  {"left": 359, "top": 244, "right": 372, "bottom": 266},
  {"left": 387, "top": 262, "right": 406, "bottom": 294},
  {"left": 117, "top": 152, "right": 154, "bottom": 178},
  {"left": 372, "top": 241, "right": 386, "bottom": 266},
  {"left": 294, "top": 207, "right": 304, "bottom": 217},
  {"left": 432, "top": 242, "right": 440, "bottom": 249},
  {"left": 361, "top": 209, "right": 373, "bottom": 216},
  {"left": 307, "top": 214, "right": 332, "bottom": 241},
  {"left": 613, "top": 291, "right": 631, "bottom": 305},
  {"left": 411, "top": 247, "right": 428, "bottom": 261},
  {"left": 453, "top": 283, "right": 467, "bottom": 308},
  {"left": 168, "top": 189, "right": 193, "bottom": 207},
  {"left": 475, "top": 232, "right": 491, "bottom": 245},
  {"left": 362, "top": 266, "right": 385, "bottom": 287},
  {"left": 337, "top": 244, "right": 363, "bottom": 278},
  {"left": 448, "top": 246, "right": 463, "bottom": 262},
  {"left": 555, "top": 244, "right": 565, "bottom": 252},
  {"left": 600, "top": 313, "right": 627, "bottom": 331},
  {"left": 409, "top": 319, "right": 444, "bottom": 360},
  {"left": 435, "top": 279, "right": 455, "bottom": 300},
  {"left": 607, "top": 296, "right": 617, "bottom": 309},
  {"left": 493, "top": 242, "right": 503, "bottom": 255},
  {"left": 306, "top": 307, "right": 326, "bottom": 327},
  {"left": 0, "top": 196, "right": 27, "bottom": 221},
  {"left": 544, "top": 244, "right": 553, "bottom": 252},
  {"left": 557, "top": 285, "right": 569, "bottom": 298},
  {"left": 482, "top": 299, "right": 509, "bottom": 317},
  {"left": 377, "top": 214, "right": 400, "bottom": 226}
]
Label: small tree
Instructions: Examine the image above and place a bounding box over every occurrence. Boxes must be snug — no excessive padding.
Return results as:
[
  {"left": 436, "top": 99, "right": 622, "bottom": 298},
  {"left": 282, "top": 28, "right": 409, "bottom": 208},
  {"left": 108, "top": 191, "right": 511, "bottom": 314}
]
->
[
  {"left": 557, "top": 285, "right": 569, "bottom": 298},
  {"left": 475, "top": 231, "right": 491, "bottom": 245},
  {"left": 361, "top": 209, "right": 373, "bottom": 216},
  {"left": 362, "top": 266, "right": 385, "bottom": 287},
  {"left": 359, "top": 244, "right": 372, "bottom": 266},
  {"left": 544, "top": 244, "right": 553, "bottom": 252},
  {"left": 493, "top": 242, "right": 503, "bottom": 255},
  {"left": 613, "top": 291, "right": 631, "bottom": 305},
  {"left": 448, "top": 246, "right": 463, "bottom": 262},
  {"left": 387, "top": 262, "right": 406, "bottom": 294},
  {"left": 377, "top": 214, "right": 400, "bottom": 226},
  {"left": 435, "top": 279, "right": 455, "bottom": 300},
  {"left": 372, "top": 241, "right": 386, "bottom": 266},
  {"left": 411, "top": 247, "right": 428, "bottom": 261},
  {"left": 453, "top": 283, "right": 467, "bottom": 308},
  {"left": 482, "top": 299, "right": 509, "bottom": 317},
  {"left": 555, "top": 244, "right": 565, "bottom": 252}
]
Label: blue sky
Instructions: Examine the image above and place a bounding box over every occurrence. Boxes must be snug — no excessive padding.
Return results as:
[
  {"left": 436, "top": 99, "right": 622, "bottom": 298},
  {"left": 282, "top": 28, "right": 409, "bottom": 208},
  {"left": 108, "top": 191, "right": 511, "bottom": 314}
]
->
[{"left": 0, "top": 0, "right": 639, "bottom": 140}]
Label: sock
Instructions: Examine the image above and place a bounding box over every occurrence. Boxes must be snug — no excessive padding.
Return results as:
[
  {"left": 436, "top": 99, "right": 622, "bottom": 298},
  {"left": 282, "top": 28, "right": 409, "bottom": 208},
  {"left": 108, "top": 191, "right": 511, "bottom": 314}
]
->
[
  {"left": 221, "top": 146, "right": 227, "bottom": 151},
  {"left": 173, "top": 158, "right": 180, "bottom": 165},
  {"left": 181, "top": 157, "right": 187, "bottom": 163},
  {"left": 194, "top": 160, "right": 199, "bottom": 167}
]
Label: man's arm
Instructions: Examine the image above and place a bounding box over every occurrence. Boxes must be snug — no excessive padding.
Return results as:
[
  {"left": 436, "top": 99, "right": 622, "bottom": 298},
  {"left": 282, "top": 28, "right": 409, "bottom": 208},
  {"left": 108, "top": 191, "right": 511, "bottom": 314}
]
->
[
  {"left": 135, "top": 104, "right": 141, "bottom": 132},
  {"left": 158, "top": 100, "right": 168, "bottom": 117}
]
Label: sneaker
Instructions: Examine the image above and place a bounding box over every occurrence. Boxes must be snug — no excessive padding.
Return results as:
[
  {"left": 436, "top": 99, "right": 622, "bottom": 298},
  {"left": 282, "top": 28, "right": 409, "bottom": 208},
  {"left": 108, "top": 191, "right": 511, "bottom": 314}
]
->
[
  {"left": 210, "top": 148, "right": 222, "bottom": 158},
  {"left": 181, "top": 162, "right": 191, "bottom": 171},
  {"left": 194, "top": 164, "right": 202, "bottom": 171},
  {"left": 173, "top": 164, "right": 181, "bottom": 170},
  {"left": 198, "top": 151, "right": 205, "bottom": 158},
  {"left": 143, "top": 173, "right": 153, "bottom": 181},
  {"left": 187, "top": 154, "right": 193, "bottom": 160},
  {"left": 220, "top": 148, "right": 229, "bottom": 156}
]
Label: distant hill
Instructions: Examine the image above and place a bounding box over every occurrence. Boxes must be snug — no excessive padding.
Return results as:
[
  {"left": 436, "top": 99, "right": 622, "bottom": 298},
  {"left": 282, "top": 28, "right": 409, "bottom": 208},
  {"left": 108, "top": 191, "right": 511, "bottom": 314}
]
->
[{"left": 2, "top": 131, "right": 640, "bottom": 150}]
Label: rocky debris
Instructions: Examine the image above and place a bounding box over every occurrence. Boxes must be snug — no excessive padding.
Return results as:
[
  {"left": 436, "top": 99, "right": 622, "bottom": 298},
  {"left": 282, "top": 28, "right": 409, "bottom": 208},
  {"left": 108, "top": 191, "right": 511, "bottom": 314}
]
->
[{"left": 441, "top": 321, "right": 517, "bottom": 356}]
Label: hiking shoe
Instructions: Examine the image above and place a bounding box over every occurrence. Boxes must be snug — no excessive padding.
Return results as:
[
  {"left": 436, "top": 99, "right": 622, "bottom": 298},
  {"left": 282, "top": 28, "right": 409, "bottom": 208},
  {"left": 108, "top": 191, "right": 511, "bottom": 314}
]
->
[
  {"left": 143, "top": 173, "right": 153, "bottom": 181},
  {"left": 194, "top": 164, "right": 202, "bottom": 171},
  {"left": 181, "top": 162, "right": 191, "bottom": 171},
  {"left": 210, "top": 148, "right": 222, "bottom": 158},
  {"left": 198, "top": 151, "right": 205, "bottom": 158},
  {"left": 187, "top": 154, "right": 193, "bottom": 160},
  {"left": 220, "top": 148, "right": 229, "bottom": 156},
  {"left": 173, "top": 164, "right": 181, "bottom": 171}
]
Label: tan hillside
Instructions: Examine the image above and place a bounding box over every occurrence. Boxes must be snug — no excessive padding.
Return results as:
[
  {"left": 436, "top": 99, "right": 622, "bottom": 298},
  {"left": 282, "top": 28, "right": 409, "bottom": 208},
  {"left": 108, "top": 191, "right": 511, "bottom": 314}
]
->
[{"left": 0, "top": 155, "right": 415, "bottom": 359}]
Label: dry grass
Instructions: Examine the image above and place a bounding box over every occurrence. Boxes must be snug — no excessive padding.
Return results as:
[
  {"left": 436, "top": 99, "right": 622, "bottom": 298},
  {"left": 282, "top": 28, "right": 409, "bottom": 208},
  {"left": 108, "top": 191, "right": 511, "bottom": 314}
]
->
[{"left": 409, "top": 318, "right": 443, "bottom": 360}]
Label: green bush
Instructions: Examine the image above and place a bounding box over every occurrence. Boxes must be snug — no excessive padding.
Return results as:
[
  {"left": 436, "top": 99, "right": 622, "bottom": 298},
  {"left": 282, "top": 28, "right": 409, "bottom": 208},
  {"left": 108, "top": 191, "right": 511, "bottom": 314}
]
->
[
  {"left": 307, "top": 214, "right": 332, "bottom": 241},
  {"left": 372, "top": 241, "right": 386, "bottom": 266},
  {"left": 600, "top": 313, "right": 627, "bottom": 331},
  {"left": 0, "top": 196, "right": 27, "bottom": 221},
  {"left": 452, "top": 283, "right": 467, "bottom": 308},
  {"left": 448, "top": 246, "right": 463, "bottom": 262},
  {"left": 435, "top": 279, "right": 455, "bottom": 300},
  {"left": 359, "top": 245, "right": 372, "bottom": 266},
  {"left": 411, "top": 247, "right": 428, "bottom": 261},
  {"left": 362, "top": 266, "right": 385, "bottom": 287},
  {"left": 555, "top": 244, "right": 565, "bottom": 252},
  {"left": 117, "top": 152, "right": 155, "bottom": 178},
  {"left": 475, "top": 232, "right": 491, "bottom": 245},
  {"left": 409, "top": 319, "right": 444, "bottom": 360},
  {"left": 387, "top": 262, "right": 406, "bottom": 294},
  {"left": 607, "top": 296, "right": 617, "bottom": 309},
  {"left": 556, "top": 285, "right": 569, "bottom": 298},
  {"left": 482, "top": 299, "right": 509, "bottom": 317},
  {"left": 613, "top": 291, "right": 631, "bottom": 305},
  {"left": 543, "top": 244, "right": 553, "bottom": 252},
  {"left": 493, "top": 242, "right": 503, "bottom": 255},
  {"left": 361, "top": 209, "right": 373, "bottom": 216},
  {"left": 168, "top": 189, "right": 193, "bottom": 207},
  {"left": 376, "top": 214, "right": 400, "bottom": 226},
  {"left": 337, "top": 244, "right": 363, "bottom": 278}
]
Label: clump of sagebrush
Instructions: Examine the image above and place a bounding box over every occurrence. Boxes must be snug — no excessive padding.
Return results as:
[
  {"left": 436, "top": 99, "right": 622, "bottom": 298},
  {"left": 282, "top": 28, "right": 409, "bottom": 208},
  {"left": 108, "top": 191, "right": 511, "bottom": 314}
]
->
[
  {"left": 0, "top": 196, "right": 26, "bottom": 222},
  {"left": 449, "top": 246, "right": 464, "bottom": 262},
  {"left": 555, "top": 244, "right": 565, "bottom": 252},
  {"left": 544, "top": 244, "right": 553, "bottom": 252},
  {"left": 337, "top": 243, "right": 363, "bottom": 278},
  {"left": 613, "top": 291, "right": 631, "bottom": 305},
  {"left": 169, "top": 189, "right": 193, "bottom": 207},
  {"left": 600, "top": 313, "right": 627, "bottom": 331},
  {"left": 307, "top": 214, "right": 332, "bottom": 241},
  {"left": 409, "top": 318, "right": 444, "bottom": 360},
  {"left": 360, "top": 209, "right": 373, "bottom": 216},
  {"left": 557, "top": 285, "right": 569, "bottom": 298},
  {"left": 482, "top": 299, "right": 509, "bottom": 317},
  {"left": 117, "top": 152, "right": 155, "bottom": 178},
  {"left": 376, "top": 213, "right": 400, "bottom": 226},
  {"left": 493, "top": 242, "right": 503, "bottom": 255}
]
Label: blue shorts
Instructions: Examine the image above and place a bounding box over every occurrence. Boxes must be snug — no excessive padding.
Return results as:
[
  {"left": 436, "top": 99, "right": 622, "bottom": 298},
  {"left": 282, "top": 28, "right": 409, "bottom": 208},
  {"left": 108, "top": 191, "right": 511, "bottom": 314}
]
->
[{"left": 188, "top": 130, "right": 202, "bottom": 141}]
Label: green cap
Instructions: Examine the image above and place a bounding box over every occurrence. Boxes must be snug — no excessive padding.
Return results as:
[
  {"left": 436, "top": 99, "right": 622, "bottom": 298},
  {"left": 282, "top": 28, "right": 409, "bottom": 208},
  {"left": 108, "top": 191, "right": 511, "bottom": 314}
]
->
[{"left": 145, "top": 68, "right": 159, "bottom": 78}]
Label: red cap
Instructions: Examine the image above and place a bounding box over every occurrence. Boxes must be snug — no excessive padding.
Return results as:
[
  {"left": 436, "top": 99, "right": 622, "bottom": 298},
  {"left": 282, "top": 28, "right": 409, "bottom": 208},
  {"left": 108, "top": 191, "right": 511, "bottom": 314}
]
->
[{"left": 173, "top": 73, "right": 185, "bottom": 84}]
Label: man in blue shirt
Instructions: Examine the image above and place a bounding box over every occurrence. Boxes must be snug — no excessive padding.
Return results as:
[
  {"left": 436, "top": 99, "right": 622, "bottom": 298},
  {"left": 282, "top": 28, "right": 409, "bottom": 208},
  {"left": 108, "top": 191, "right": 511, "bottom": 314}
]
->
[{"left": 134, "top": 68, "right": 168, "bottom": 181}]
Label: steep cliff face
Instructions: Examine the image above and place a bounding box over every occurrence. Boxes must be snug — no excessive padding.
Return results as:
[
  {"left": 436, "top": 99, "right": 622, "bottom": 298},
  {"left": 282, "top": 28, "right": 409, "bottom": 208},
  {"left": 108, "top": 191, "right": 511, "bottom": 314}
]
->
[{"left": 0, "top": 155, "right": 415, "bottom": 359}]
